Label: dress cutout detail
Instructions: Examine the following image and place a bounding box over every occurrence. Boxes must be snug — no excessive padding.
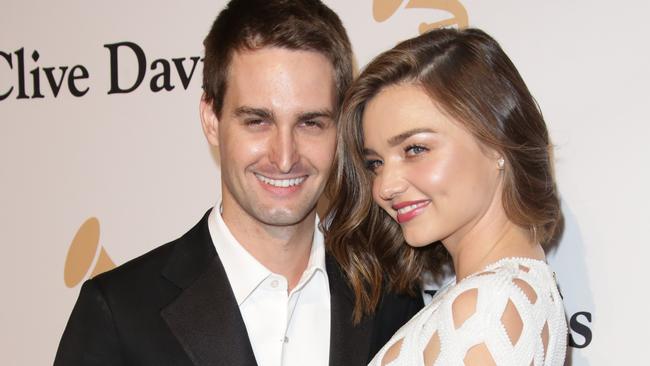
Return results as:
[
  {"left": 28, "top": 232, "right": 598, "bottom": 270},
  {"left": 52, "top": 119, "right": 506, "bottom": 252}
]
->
[{"left": 369, "top": 257, "right": 567, "bottom": 366}]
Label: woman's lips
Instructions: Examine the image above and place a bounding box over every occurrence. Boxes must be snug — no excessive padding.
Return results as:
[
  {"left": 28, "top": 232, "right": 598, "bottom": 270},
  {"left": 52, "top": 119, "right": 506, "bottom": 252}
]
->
[{"left": 392, "top": 200, "right": 431, "bottom": 224}]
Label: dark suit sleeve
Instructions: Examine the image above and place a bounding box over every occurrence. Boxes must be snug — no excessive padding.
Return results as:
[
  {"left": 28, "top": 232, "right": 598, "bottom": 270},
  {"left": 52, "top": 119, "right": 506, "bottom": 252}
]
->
[
  {"left": 367, "top": 290, "right": 424, "bottom": 362},
  {"left": 54, "top": 279, "right": 124, "bottom": 366}
]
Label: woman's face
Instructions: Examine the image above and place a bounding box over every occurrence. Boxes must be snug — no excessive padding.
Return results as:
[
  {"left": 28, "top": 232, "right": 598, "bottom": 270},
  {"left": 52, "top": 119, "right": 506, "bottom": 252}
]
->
[{"left": 362, "top": 83, "right": 502, "bottom": 247}]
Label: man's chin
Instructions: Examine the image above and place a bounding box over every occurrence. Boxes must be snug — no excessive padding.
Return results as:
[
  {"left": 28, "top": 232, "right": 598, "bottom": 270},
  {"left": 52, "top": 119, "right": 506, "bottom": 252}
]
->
[{"left": 254, "top": 207, "right": 316, "bottom": 227}]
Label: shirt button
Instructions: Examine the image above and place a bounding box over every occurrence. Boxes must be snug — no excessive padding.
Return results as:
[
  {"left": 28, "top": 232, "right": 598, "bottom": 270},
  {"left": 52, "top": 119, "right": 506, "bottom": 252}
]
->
[{"left": 270, "top": 279, "right": 279, "bottom": 288}]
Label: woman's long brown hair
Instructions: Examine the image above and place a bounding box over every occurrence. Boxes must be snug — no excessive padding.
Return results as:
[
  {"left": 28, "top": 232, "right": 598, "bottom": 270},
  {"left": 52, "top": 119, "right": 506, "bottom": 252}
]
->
[{"left": 324, "top": 28, "right": 561, "bottom": 323}]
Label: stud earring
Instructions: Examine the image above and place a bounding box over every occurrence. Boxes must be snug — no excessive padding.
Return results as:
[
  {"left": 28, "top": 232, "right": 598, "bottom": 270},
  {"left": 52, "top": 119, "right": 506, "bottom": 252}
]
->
[{"left": 497, "top": 157, "right": 505, "bottom": 170}]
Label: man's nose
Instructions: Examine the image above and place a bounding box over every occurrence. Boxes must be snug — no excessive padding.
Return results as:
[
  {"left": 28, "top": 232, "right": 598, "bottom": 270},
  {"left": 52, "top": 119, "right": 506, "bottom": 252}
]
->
[{"left": 269, "top": 128, "right": 299, "bottom": 173}]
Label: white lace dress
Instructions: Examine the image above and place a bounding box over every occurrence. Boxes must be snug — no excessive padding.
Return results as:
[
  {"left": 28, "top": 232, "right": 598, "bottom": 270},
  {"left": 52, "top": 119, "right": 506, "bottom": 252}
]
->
[{"left": 369, "top": 258, "right": 567, "bottom": 366}]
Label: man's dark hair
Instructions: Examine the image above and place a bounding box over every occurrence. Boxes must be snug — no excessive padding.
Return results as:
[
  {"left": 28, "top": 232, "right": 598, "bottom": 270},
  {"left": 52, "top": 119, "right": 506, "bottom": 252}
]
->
[{"left": 203, "top": 0, "right": 353, "bottom": 117}]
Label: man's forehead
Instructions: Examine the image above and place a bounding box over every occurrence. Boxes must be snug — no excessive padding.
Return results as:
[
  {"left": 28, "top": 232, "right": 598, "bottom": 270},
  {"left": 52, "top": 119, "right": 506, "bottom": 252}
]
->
[
  {"left": 230, "top": 45, "right": 332, "bottom": 64},
  {"left": 227, "top": 47, "right": 334, "bottom": 82},
  {"left": 223, "top": 47, "right": 337, "bottom": 116}
]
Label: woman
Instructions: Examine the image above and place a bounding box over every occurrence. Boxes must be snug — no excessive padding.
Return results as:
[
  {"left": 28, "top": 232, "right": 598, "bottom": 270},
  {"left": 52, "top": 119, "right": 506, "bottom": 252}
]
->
[{"left": 325, "top": 28, "right": 567, "bottom": 365}]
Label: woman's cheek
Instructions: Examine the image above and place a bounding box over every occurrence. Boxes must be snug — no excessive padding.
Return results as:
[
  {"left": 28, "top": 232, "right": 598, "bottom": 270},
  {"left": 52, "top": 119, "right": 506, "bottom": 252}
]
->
[{"left": 411, "top": 154, "right": 451, "bottom": 196}]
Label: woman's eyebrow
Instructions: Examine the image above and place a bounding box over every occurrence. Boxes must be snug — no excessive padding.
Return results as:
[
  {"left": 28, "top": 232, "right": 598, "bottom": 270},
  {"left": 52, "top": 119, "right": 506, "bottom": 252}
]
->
[{"left": 387, "top": 127, "right": 436, "bottom": 146}]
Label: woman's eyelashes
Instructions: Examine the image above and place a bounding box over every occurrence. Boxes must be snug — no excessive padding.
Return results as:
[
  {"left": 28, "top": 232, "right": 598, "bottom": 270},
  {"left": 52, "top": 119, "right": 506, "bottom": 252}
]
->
[
  {"left": 365, "top": 144, "right": 429, "bottom": 173},
  {"left": 365, "top": 158, "right": 383, "bottom": 173},
  {"left": 404, "top": 144, "right": 429, "bottom": 156}
]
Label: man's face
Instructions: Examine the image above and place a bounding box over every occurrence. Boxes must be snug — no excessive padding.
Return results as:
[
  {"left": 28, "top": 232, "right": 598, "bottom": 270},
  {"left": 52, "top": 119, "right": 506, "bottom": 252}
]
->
[{"left": 202, "top": 47, "right": 337, "bottom": 228}]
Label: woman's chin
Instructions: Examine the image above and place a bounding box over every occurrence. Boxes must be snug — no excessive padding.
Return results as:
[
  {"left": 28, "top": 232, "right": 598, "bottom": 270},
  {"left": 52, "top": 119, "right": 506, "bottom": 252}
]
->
[{"left": 402, "top": 233, "right": 439, "bottom": 248}]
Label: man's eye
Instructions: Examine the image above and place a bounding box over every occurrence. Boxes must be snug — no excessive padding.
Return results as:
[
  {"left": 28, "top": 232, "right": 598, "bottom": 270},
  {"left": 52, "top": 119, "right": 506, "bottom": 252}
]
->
[
  {"left": 245, "top": 119, "right": 267, "bottom": 126},
  {"left": 405, "top": 144, "right": 428, "bottom": 156},
  {"left": 365, "top": 159, "right": 382, "bottom": 173},
  {"left": 302, "top": 120, "right": 323, "bottom": 128}
]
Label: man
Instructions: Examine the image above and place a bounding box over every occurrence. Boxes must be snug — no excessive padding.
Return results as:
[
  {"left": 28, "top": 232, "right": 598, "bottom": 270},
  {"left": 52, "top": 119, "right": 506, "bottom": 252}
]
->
[{"left": 54, "top": 1, "right": 422, "bottom": 365}]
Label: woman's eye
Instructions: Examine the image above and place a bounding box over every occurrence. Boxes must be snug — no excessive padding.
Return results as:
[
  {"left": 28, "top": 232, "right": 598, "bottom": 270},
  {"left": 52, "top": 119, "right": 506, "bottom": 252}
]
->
[
  {"left": 405, "top": 144, "right": 428, "bottom": 156},
  {"left": 365, "top": 159, "right": 383, "bottom": 173}
]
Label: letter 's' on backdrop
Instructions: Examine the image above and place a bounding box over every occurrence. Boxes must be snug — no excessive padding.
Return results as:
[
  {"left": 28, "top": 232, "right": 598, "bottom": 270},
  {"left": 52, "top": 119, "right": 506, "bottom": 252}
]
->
[{"left": 1, "top": 1, "right": 647, "bottom": 364}]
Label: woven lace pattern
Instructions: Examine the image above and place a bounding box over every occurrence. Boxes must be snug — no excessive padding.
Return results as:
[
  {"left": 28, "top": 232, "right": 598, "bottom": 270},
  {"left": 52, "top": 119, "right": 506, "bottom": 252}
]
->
[{"left": 369, "top": 258, "right": 567, "bottom": 366}]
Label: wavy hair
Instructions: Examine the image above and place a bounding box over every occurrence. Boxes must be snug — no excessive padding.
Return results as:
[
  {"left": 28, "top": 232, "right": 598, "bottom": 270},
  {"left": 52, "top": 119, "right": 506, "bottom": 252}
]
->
[{"left": 325, "top": 28, "right": 561, "bottom": 323}]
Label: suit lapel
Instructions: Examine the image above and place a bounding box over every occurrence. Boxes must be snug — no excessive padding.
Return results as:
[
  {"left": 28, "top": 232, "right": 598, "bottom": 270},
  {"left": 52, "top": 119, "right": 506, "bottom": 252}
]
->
[
  {"left": 158, "top": 212, "right": 375, "bottom": 366},
  {"left": 327, "top": 255, "right": 373, "bottom": 366},
  {"left": 160, "top": 210, "right": 257, "bottom": 366}
]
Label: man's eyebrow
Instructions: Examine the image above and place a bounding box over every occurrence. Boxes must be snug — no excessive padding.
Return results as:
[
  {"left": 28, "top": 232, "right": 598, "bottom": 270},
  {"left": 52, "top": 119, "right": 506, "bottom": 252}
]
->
[
  {"left": 387, "top": 127, "right": 436, "bottom": 146},
  {"left": 297, "top": 109, "right": 334, "bottom": 122},
  {"left": 233, "top": 106, "right": 274, "bottom": 120}
]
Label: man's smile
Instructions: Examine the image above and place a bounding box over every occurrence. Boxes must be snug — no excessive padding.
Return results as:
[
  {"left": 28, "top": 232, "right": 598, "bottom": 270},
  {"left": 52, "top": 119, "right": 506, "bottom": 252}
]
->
[{"left": 254, "top": 173, "right": 307, "bottom": 188}]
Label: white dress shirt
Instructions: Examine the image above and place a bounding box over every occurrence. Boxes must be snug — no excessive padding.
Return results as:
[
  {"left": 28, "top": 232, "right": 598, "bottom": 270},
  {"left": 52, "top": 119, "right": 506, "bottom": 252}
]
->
[{"left": 207, "top": 207, "right": 331, "bottom": 366}]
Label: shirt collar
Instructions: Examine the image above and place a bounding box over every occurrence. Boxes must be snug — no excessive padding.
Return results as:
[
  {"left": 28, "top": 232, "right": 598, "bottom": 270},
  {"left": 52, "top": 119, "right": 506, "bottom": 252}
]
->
[
  {"left": 295, "top": 218, "right": 327, "bottom": 292},
  {"left": 207, "top": 204, "right": 327, "bottom": 305}
]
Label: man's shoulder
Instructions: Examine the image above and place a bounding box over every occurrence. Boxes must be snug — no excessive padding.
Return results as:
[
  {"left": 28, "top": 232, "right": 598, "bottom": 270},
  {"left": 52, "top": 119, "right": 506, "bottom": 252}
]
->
[
  {"left": 368, "top": 287, "right": 424, "bottom": 358},
  {"left": 375, "top": 288, "right": 424, "bottom": 322},
  {"left": 89, "top": 210, "right": 215, "bottom": 295},
  {"left": 92, "top": 238, "right": 177, "bottom": 287}
]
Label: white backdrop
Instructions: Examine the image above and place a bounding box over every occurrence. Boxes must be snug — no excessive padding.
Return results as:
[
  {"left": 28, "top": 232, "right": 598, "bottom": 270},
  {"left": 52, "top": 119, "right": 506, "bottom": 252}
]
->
[{"left": 2, "top": 1, "right": 649, "bottom": 364}]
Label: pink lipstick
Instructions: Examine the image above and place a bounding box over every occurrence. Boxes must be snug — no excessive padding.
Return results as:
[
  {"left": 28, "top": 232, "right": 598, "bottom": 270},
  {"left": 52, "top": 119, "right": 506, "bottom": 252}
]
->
[{"left": 392, "top": 200, "right": 431, "bottom": 224}]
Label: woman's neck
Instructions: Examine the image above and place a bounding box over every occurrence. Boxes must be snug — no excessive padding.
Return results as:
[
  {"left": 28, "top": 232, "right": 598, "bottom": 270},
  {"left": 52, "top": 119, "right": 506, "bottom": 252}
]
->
[{"left": 443, "top": 218, "right": 544, "bottom": 281}]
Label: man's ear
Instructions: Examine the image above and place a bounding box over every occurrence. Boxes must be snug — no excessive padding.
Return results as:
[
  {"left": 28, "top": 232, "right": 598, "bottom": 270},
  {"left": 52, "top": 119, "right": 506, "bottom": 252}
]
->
[{"left": 200, "top": 93, "right": 220, "bottom": 147}]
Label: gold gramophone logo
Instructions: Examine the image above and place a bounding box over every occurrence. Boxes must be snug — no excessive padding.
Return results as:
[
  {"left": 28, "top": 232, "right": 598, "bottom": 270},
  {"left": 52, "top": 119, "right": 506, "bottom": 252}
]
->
[
  {"left": 64, "top": 217, "right": 116, "bottom": 288},
  {"left": 373, "top": 0, "right": 468, "bottom": 33}
]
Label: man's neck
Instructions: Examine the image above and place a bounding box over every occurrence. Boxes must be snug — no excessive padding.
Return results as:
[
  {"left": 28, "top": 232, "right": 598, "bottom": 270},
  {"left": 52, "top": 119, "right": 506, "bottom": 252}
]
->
[{"left": 221, "top": 205, "right": 316, "bottom": 291}]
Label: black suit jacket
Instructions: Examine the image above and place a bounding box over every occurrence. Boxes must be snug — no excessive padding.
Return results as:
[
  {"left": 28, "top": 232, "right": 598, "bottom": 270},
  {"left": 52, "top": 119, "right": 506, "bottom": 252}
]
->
[{"left": 54, "top": 210, "right": 423, "bottom": 366}]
